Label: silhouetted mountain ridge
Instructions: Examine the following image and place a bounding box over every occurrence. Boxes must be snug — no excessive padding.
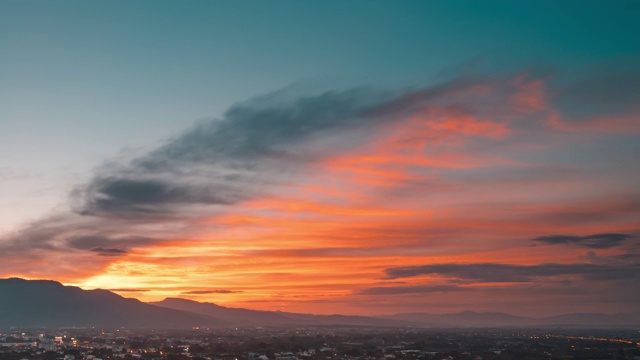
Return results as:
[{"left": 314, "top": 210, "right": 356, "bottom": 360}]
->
[
  {"left": 0, "top": 278, "right": 220, "bottom": 328},
  {"left": 2, "top": 279, "right": 638, "bottom": 328},
  {"left": 154, "top": 298, "right": 640, "bottom": 328},
  {"left": 150, "top": 298, "right": 411, "bottom": 327}
]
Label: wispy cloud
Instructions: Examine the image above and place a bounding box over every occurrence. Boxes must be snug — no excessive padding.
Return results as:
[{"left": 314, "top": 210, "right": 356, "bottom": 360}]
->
[
  {"left": 532, "top": 233, "right": 632, "bottom": 249},
  {"left": 384, "top": 262, "right": 640, "bottom": 282},
  {"left": 90, "top": 247, "right": 128, "bottom": 256},
  {"left": 75, "top": 88, "right": 389, "bottom": 218}
]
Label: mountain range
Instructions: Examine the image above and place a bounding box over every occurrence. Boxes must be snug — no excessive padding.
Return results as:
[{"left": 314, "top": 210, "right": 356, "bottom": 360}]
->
[{"left": 2, "top": 278, "right": 638, "bottom": 328}]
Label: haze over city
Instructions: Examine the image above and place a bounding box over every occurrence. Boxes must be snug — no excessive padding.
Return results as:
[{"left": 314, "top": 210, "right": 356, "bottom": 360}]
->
[{"left": 1, "top": 1, "right": 639, "bottom": 318}]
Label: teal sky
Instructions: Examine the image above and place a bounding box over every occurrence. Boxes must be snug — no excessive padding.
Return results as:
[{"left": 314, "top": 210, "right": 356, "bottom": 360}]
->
[{"left": 0, "top": 1, "right": 639, "bottom": 315}]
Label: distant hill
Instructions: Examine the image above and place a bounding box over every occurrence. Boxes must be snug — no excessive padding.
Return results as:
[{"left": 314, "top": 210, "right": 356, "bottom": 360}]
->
[
  {"left": 150, "top": 297, "right": 307, "bottom": 326},
  {"left": 0, "top": 278, "right": 219, "bottom": 328},
  {"left": 150, "top": 298, "right": 410, "bottom": 327},
  {"left": 152, "top": 298, "right": 640, "bottom": 328},
  {"left": 2, "top": 278, "right": 638, "bottom": 328}
]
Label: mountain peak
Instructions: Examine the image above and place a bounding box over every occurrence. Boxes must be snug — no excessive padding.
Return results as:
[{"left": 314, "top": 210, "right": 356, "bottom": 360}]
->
[
  {"left": 0, "top": 278, "right": 216, "bottom": 328},
  {"left": 3, "top": 277, "right": 63, "bottom": 285}
]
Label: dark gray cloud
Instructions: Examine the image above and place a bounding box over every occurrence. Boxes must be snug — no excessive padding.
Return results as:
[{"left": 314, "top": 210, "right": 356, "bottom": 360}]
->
[
  {"left": 76, "top": 87, "right": 391, "bottom": 218},
  {"left": 0, "top": 213, "right": 174, "bottom": 279},
  {"left": 147, "top": 88, "right": 387, "bottom": 162},
  {"left": 532, "top": 233, "right": 631, "bottom": 249},
  {"left": 90, "top": 247, "right": 127, "bottom": 256},
  {"left": 581, "top": 249, "right": 640, "bottom": 265},
  {"left": 358, "top": 284, "right": 467, "bottom": 295},
  {"left": 384, "top": 263, "right": 640, "bottom": 282},
  {"left": 74, "top": 72, "right": 543, "bottom": 219},
  {"left": 181, "top": 289, "right": 241, "bottom": 294}
]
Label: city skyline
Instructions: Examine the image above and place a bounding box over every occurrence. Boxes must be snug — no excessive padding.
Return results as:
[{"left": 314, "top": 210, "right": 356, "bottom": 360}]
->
[{"left": 1, "top": 1, "right": 639, "bottom": 316}]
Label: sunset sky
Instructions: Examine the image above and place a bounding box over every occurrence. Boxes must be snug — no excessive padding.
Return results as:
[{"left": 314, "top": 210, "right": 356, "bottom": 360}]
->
[{"left": 1, "top": 1, "right": 639, "bottom": 316}]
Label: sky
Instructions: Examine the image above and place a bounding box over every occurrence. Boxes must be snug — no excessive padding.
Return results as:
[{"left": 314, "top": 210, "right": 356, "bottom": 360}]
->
[{"left": 1, "top": 0, "right": 639, "bottom": 317}]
